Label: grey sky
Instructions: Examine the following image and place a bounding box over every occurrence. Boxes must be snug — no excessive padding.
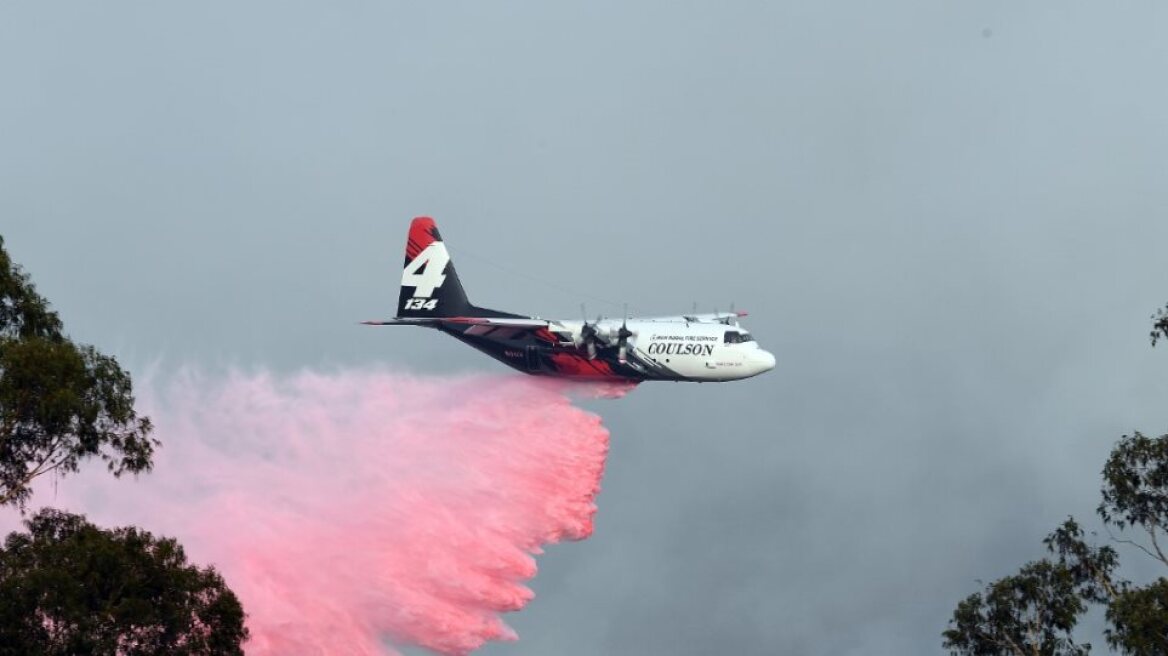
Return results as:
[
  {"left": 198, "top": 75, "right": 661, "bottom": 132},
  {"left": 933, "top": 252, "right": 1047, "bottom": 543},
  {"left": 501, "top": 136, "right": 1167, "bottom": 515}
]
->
[{"left": 3, "top": 2, "right": 1168, "bottom": 654}]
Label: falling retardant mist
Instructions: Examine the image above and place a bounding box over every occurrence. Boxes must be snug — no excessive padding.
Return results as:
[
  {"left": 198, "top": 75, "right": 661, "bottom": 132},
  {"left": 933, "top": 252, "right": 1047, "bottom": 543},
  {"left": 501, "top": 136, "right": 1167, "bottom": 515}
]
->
[{"left": 11, "top": 369, "right": 615, "bottom": 655}]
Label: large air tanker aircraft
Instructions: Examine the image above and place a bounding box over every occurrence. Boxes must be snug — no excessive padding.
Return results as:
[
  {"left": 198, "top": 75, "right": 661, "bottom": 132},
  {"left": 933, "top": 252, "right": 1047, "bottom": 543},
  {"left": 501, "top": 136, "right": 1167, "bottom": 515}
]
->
[{"left": 363, "top": 217, "right": 776, "bottom": 383}]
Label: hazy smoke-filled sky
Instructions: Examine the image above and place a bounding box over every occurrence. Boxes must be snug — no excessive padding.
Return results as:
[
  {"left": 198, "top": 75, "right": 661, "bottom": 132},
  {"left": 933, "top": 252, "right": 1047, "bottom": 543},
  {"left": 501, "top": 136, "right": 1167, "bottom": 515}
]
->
[{"left": 3, "top": 2, "right": 1168, "bottom": 654}]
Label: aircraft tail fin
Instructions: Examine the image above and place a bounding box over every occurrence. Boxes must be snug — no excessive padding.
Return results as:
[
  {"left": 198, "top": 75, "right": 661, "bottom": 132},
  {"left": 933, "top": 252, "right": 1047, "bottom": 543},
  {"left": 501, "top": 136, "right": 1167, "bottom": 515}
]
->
[{"left": 397, "top": 216, "right": 474, "bottom": 318}]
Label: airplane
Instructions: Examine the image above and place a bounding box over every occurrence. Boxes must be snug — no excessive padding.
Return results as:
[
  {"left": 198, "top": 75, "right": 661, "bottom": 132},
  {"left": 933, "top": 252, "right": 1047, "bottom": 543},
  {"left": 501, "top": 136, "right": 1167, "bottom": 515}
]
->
[{"left": 363, "top": 217, "right": 776, "bottom": 383}]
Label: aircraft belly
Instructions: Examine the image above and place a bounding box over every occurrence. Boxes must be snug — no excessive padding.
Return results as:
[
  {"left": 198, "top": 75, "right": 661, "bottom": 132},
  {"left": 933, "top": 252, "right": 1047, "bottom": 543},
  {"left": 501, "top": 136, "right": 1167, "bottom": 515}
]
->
[{"left": 439, "top": 327, "right": 681, "bottom": 382}]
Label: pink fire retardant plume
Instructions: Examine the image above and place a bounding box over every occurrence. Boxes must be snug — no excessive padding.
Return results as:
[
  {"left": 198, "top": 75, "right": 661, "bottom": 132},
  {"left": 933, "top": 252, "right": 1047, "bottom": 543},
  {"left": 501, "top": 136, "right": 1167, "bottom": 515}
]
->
[{"left": 6, "top": 369, "right": 617, "bottom": 655}]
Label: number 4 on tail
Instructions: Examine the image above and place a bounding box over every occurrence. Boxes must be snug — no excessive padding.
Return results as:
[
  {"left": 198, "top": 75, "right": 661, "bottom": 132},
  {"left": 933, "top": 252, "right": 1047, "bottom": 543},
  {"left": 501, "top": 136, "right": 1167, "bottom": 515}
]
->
[
  {"left": 404, "top": 298, "right": 438, "bottom": 310},
  {"left": 402, "top": 243, "right": 450, "bottom": 298}
]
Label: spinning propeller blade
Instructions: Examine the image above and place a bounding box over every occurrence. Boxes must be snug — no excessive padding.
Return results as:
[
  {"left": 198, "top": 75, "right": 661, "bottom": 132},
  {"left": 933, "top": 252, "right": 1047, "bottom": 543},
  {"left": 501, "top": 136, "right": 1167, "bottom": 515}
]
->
[
  {"left": 577, "top": 303, "right": 603, "bottom": 360},
  {"left": 616, "top": 304, "right": 633, "bottom": 364}
]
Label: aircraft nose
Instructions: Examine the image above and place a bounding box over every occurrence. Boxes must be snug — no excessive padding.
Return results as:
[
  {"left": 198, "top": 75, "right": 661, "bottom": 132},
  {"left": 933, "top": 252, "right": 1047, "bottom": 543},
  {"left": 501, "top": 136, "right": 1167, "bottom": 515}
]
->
[{"left": 757, "top": 350, "right": 776, "bottom": 372}]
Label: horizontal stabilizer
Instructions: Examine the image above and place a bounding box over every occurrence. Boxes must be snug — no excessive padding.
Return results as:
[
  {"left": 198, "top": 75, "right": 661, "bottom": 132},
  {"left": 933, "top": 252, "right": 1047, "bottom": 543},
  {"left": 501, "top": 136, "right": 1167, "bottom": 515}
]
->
[
  {"left": 361, "top": 316, "right": 547, "bottom": 328},
  {"left": 439, "top": 317, "right": 549, "bottom": 328},
  {"left": 360, "top": 318, "right": 438, "bottom": 326}
]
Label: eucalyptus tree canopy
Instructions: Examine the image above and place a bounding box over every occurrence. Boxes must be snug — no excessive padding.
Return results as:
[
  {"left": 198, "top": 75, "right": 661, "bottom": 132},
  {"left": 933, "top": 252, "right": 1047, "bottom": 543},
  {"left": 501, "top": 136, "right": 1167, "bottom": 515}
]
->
[
  {"left": 0, "top": 508, "right": 247, "bottom": 655},
  {"left": 945, "top": 309, "right": 1168, "bottom": 656},
  {"left": 0, "top": 236, "right": 155, "bottom": 507}
]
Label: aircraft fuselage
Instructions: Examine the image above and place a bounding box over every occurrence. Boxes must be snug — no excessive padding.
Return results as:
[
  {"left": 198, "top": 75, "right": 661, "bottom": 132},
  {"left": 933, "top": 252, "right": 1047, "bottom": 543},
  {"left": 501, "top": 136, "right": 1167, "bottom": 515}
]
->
[
  {"left": 440, "top": 318, "right": 774, "bottom": 382},
  {"left": 364, "top": 217, "right": 777, "bottom": 385}
]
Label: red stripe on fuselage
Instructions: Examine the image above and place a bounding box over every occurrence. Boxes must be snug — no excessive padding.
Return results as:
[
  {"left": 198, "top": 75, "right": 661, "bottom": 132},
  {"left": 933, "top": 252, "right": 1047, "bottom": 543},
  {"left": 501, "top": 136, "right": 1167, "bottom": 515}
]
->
[
  {"left": 549, "top": 352, "right": 619, "bottom": 378},
  {"left": 533, "top": 328, "right": 558, "bottom": 344}
]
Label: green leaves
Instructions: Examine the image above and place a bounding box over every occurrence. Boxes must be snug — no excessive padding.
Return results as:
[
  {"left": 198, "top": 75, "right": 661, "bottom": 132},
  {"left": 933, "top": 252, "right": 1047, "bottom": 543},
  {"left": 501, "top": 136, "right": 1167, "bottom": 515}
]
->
[
  {"left": 1043, "top": 517, "right": 1121, "bottom": 604},
  {"left": 0, "top": 238, "right": 155, "bottom": 508},
  {"left": 944, "top": 558, "right": 1092, "bottom": 656},
  {"left": 946, "top": 307, "right": 1168, "bottom": 655},
  {"left": 0, "top": 236, "right": 62, "bottom": 341},
  {"left": 946, "top": 456, "right": 1168, "bottom": 656},
  {"left": 943, "top": 518, "right": 1119, "bottom": 656},
  {"left": 946, "top": 444, "right": 1168, "bottom": 655},
  {"left": 1099, "top": 432, "right": 1168, "bottom": 540},
  {"left": 1106, "top": 578, "right": 1168, "bottom": 655},
  {"left": 1095, "top": 433, "right": 1168, "bottom": 655},
  {"left": 0, "top": 237, "right": 245, "bottom": 652},
  {"left": 0, "top": 508, "right": 248, "bottom": 655}
]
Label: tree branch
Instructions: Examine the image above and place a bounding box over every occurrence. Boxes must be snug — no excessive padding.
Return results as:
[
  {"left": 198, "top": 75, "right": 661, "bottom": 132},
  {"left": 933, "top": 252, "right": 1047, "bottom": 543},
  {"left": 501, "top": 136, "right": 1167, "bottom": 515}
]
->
[
  {"left": 1147, "top": 525, "right": 1168, "bottom": 568},
  {"left": 0, "top": 433, "right": 66, "bottom": 507}
]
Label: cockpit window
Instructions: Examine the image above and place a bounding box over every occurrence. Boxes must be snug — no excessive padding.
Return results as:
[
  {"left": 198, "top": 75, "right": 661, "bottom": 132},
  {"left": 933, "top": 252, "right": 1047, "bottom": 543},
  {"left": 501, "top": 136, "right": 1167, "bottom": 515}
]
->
[{"left": 724, "top": 331, "right": 755, "bottom": 344}]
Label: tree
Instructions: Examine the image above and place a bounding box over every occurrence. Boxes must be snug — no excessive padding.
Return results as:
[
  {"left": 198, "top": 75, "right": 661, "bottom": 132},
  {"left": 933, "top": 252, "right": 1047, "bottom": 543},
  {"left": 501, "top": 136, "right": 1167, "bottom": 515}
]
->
[
  {"left": 1106, "top": 579, "right": 1168, "bottom": 655},
  {"left": 943, "top": 559, "right": 1090, "bottom": 656},
  {"left": 945, "top": 434, "right": 1168, "bottom": 656},
  {"left": 942, "top": 519, "right": 1119, "bottom": 656},
  {"left": 0, "top": 236, "right": 155, "bottom": 507},
  {"left": 0, "top": 508, "right": 247, "bottom": 655},
  {"left": 1151, "top": 304, "right": 1168, "bottom": 347},
  {"left": 945, "top": 310, "right": 1168, "bottom": 655},
  {"left": 1095, "top": 432, "right": 1168, "bottom": 655}
]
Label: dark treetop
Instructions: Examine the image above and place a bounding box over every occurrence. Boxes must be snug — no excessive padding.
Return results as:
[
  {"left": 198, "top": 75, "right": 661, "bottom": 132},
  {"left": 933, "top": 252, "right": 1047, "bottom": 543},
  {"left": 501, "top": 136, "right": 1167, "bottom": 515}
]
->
[
  {"left": 0, "top": 235, "right": 155, "bottom": 507},
  {"left": 0, "top": 508, "right": 248, "bottom": 655}
]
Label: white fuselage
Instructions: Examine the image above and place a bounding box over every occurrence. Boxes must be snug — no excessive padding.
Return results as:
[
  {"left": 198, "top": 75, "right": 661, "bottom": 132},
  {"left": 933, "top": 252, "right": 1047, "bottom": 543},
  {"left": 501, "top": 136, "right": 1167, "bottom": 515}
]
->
[{"left": 548, "top": 317, "right": 777, "bottom": 382}]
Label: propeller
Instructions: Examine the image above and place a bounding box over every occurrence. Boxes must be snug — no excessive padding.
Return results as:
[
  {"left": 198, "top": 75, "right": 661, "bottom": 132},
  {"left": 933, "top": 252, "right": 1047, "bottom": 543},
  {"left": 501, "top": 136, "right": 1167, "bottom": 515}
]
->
[
  {"left": 616, "top": 306, "right": 634, "bottom": 364},
  {"left": 576, "top": 304, "right": 603, "bottom": 360}
]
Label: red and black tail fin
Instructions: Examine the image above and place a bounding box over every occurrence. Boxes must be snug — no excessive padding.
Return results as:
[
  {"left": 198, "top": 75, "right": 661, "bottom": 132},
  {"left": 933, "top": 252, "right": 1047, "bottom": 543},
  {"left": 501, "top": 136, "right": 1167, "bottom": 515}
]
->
[{"left": 397, "top": 217, "right": 473, "bottom": 318}]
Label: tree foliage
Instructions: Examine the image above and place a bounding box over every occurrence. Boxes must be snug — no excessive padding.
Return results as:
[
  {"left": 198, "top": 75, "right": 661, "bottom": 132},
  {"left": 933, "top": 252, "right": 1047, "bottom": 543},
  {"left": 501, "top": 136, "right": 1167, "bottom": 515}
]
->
[
  {"left": 943, "top": 559, "right": 1091, "bottom": 656},
  {"left": 0, "top": 238, "right": 63, "bottom": 341},
  {"left": 1098, "top": 432, "right": 1168, "bottom": 566},
  {"left": 946, "top": 310, "right": 1168, "bottom": 655},
  {"left": 1042, "top": 517, "right": 1121, "bottom": 604},
  {"left": 1106, "top": 578, "right": 1168, "bottom": 655},
  {"left": 0, "top": 236, "right": 155, "bottom": 507},
  {"left": 1151, "top": 304, "right": 1168, "bottom": 347},
  {"left": 0, "top": 508, "right": 247, "bottom": 655},
  {"left": 943, "top": 519, "right": 1119, "bottom": 656},
  {"left": 1095, "top": 432, "right": 1168, "bottom": 655}
]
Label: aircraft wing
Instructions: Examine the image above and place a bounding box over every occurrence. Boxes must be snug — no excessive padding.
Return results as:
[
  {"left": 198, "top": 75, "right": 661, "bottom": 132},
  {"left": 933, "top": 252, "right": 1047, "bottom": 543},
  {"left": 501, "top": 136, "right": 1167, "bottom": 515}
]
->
[{"left": 635, "top": 311, "right": 748, "bottom": 324}]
